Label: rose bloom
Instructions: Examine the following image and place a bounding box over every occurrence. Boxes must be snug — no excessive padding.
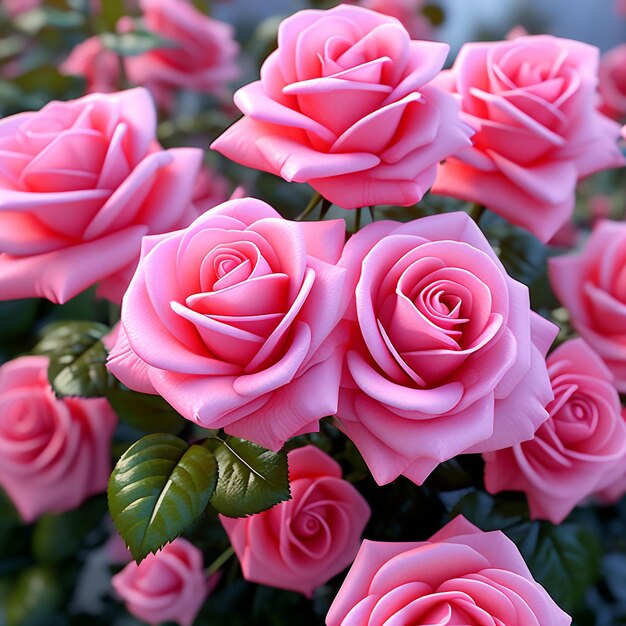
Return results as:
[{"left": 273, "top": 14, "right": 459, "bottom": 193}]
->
[
  {"left": 0, "top": 88, "right": 202, "bottom": 304},
  {"left": 357, "top": 0, "right": 432, "bottom": 40},
  {"left": 432, "top": 35, "right": 625, "bottom": 242},
  {"left": 112, "top": 538, "right": 217, "bottom": 626},
  {"left": 211, "top": 4, "right": 473, "bottom": 210},
  {"left": 119, "top": 0, "right": 239, "bottom": 110},
  {"left": 220, "top": 445, "right": 370, "bottom": 597},
  {"left": 549, "top": 220, "right": 626, "bottom": 392},
  {"left": 60, "top": 36, "right": 121, "bottom": 94},
  {"left": 0, "top": 355, "right": 117, "bottom": 523},
  {"left": 326, "top": 515, "right": 571, "bottom": 625},
  {"left": 107, "top": 197, "right": 348, "bottom": 451},
  {"left": 336, "top": 211, "right": 557, "bottom": 486},
  {"left": 596, "top": 407, "right": 626, "bottom": 504},
  {"left": 599, "top": 44, "right": 626, "bottom": 121},
  {"left": 484, "top": 339, "right": 626, "bottom": 523}
]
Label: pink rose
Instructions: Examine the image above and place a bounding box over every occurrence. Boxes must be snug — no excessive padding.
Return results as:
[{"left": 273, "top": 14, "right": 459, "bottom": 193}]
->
[
  {"left": 596, "top": 408, "right": 626, "bottom": 504},
  {"left": 192, "top": 165, "right": 230, "bottom": 214},
  {"left": 211, "top": 4, "right": 473, "bottom": 210},
  {"left": 357, "top": 0, "right": 432, "bottom": 40},
  {"left": 336, "top": 211, "right": 557, "bottom": 486},
  {"left": 0, "top": 356, "right": 117, "bottom": 523},
  {"left": 60, "top": 36, "right": 121, "bottom": 94},
  {"left": 484, "top": 339, "right": 626, "bottom": 523},
  {"left": 599, "top": 44, "right": 626, "bottom": 121},
  {"left": 549, "top": 220, "right": 626, "bottom": 392},
  {"left": 220, "top": 445, "right": 370, "bottom": 597},
  {"left": 112, "top": 537, "right": 217, "bottom": 626},
  {"left": 432, "top": 35, "right": 625, "bottom": 242},
  {"left": 0, "top": 88, "right": 202, "bottom": 304},
  {"left": 107, "top": 197, "right": 348, "bottom": 451},
  {"left": 326, "top": 515, "right": 571, "bottom": 625},
  {"left": 120, "top": 0, "right": 239, "bottom": 109}
]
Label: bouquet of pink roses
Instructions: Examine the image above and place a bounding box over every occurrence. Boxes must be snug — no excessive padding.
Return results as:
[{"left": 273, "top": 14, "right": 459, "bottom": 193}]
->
[{"left": 0, "top": 1, "right": 625, "bottom": 625}]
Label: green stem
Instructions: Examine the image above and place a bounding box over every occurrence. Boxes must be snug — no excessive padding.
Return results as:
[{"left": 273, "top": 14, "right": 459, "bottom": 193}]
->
[
  {"left": 206, "top": 546, "right": 235, "bottom": 576},
  {"left": 295, "top": 192, "right": 322, "bottom": 221},
  {"left": 468, "top": 203, "right": 486, "bottom": 224},
  {"left": 354, "top": 207, "right": 362, "bottom": 232},
  {"left": 319, "top": 198, "right": 332, "bottom": 221},
  {"left": 368, "top": 206, "right": 375, "bottom": 222}
]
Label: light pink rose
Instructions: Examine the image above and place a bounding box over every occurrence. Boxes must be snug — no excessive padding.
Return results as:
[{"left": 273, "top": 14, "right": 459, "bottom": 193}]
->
[
  {"left": 107, "top": 197, "right": 348, "bottom": 451},
  {"left": 0, "top": 88, "right": 202, "bottom": 304},
  {"left": 599, "top": 44, "right": 626, "bottom": 121},
  {"left": 211, "top": 4, "right": 473, "bottom": 210},
  {"left": 112, "top": 537, "right": 217, "bottom": 626},
  {"left": 119, "top": 0, "right": 239, "bottom": 109},
  {"left": 357, "top": 0, "right": 432, "bottom": 40},
  {"left": 336, "top": 211, "right": 557, "bottom": 486},
  {"left": 0, "top": 355, "right": 117, "bottom": 523},
  {"left": 220, "top": 445, "right": 370, "bottom": 597},
  {"left": 432, "top": 35, "right": 625, "bottom": 242},
  {"left": 326, "top": 515, "right": 571, "bottom": 626},
  {"left": 549, "top": 220, "right": 626, "bottom": 392},
  {"left": 60, "top": 36, "right": 121, "bottom": 94},
  {"left": 484, "top": 339, "right": 626, "bottom": 523},
  {"left": 596, "top": 408, "right": 626, "bottom": 503}
]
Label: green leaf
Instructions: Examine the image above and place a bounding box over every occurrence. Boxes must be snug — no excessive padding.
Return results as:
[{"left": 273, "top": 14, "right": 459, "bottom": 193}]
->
[
  {"left": 33, "top": 321, "right": 115, "bottom": 398},
  {"left": 107, "top": 388, "right": 186, "bottom": 435},
  {"left": 108, "top": 434, "right": 218, "bottom": 562},
  {"left": 210, "top": 437, "right": 290, "bottom": 518},
  {"left": 100, "top": 30, "right": 178, "bottom": 57},
  {"left": 508, "top": 521, "right": 601, "bottom": 613}
]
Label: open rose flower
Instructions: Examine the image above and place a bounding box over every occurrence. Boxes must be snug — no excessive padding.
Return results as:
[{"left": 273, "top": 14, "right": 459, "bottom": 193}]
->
[
  {"left": 107, "top": 197, "right": 348, "bottom": 450},
  {"left": 119, "top": 0, "right": 240, "bottom": 110},
  {"left": 112, "top": 538, "right": 217, "bottom": 626},
  {"left": 221, "top": 445, "right": 370, "bottom": 597},
  {"left": 432, "top": 35, "right": 625, "bottom": 242},
  {"left": 0, "top": 356, "right": 117, "bottom": 522},
  {"left": 337, "top": 211, "right": 557, "bottom": 486},
  {"left": 549, "top": 220, "right": 626, "bottom": 392},
  {"left": 0, "top": 88, "right": 202, "bottom": 304},
  {"left": 599, "top": 44, "right": 626, "bottom": 121},
  {"left": 211, "top": 4, "right": 473, "bottom": 209},
  {"left": 326, "top": 515, "right": 571, "bottom": 625},
  {"left": 484, "top": 339, "right": 626, "bottom": 523},
  {"left": 61, "top": 36, "right": 121, "bottom": 94}
]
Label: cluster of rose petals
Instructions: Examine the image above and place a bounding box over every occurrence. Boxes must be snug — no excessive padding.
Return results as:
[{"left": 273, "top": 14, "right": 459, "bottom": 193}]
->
[
  {"left": 107, "top": 197, "right": 348, "bottom": 451},
  {"left": 0, "top": 88, "right": 202, "bottom": 304},
  {"left": 549, "top": 220, "right": 626, "bottom": 392},
  {"left": 112, "top": 538, "right": 217, "bottom": 626},
  {"left": 326, "top": 515, "right": 571, "bottom": 625},
  {"left": 221, "top": 446, "right": 370, "bottom": 597},
  {"left": 432, "top": 35, "right": 625, "bottom": 242},
  {"left": 61, "top": 36, "right": 121, "bottom": 94},
  {"left": 357, "top": 0, "right": 432, "bottom": 40},
  {"left": 119, "top": 0, "right": 240, "bottom": 110},
  {"left": 599, "top": 44, "right": 626, "bottom": 121},
  {"left": 484, "top": 339, "right": 626, "bottom": 523},
  {"left": 211, "top": 4, "right": 473, "bottom": 209},
  {"left": 336, "top": 211, "right": 557, "bottom": 486},
  {"left": 0, "top": 356, "right": 117, "bottom": 523}
]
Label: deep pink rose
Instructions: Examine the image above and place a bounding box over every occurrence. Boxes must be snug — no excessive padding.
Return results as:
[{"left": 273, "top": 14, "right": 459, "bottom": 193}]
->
[
  {"left": 484, "top": 339, "right": 626, "bottom": 523},
  {"left": 596, "top": 408, "right": 626, "bottom": 504},
  {"left": 599, "top": 44, "right": 626, "bottom": 121},
  {"left": 119, "top": 0, "right": 239, "bottom": 109},
  {"left": 0, "top": 88, "right": 202, "bottom": 304},
  {"left": 357, "top": 0, "right": 432, "bottom": 40},
  {"left": 112, "top": 538, "right": 217, "bottom": 626},
  {"left": 0, "top": 356, "right": 117, "bottom": 523},
  {"left": 432, "top": 35, "right": 625, "bottom": 242},
  {"left": 549, "top": 220, "right": 626, "bottom": 392},
  {"left": 61, "top": 36, "right": 121, "bottom": 94},
  {"left": 326, "top": 515, "right": 571, "bottom": 625},
  {"left": 211, "top": 4, "right": 473, "bottom": 209},
  {"left": 220, "top": 445, "right": 370, "bottom": 597},
  {"left": 336, "top": 211, "right": 557, "bottom": 486},
  {"left": 107, "top": 197, "right": 348, "bottom": 451}
]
